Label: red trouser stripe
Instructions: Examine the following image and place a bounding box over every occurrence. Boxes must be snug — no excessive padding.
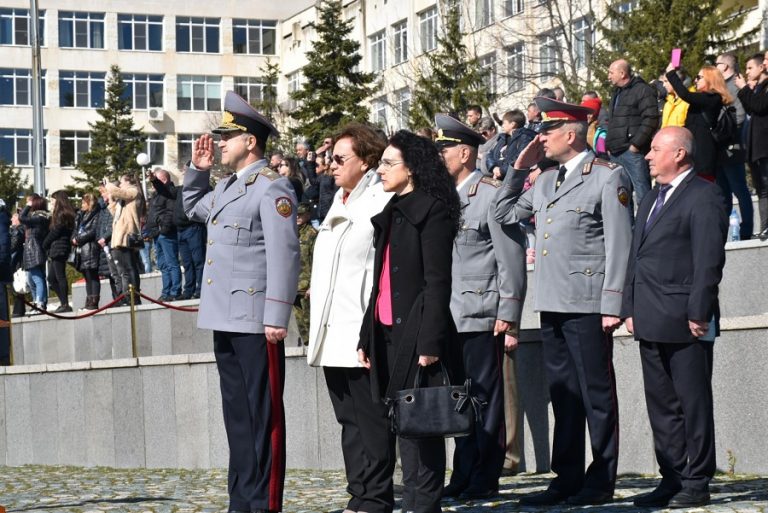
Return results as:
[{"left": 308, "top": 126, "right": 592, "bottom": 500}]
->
[{"left": 266, "top": 342, "right": 285, "bottom": 512}]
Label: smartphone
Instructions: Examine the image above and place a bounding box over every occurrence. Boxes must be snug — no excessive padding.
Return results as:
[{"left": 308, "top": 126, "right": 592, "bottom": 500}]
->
[{"left": 670, "top": 48, "right": 682, "bottom": 68}]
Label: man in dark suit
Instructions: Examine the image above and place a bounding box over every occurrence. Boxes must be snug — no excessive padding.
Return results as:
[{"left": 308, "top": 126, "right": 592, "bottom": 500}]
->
[{"left": 621, "top": 126, "right": 727, "bottom": 508}]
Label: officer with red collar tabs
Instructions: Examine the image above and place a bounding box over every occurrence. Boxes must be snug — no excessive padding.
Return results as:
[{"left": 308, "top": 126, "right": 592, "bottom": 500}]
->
[
  {"left": 183, "top": 91, "right": 299, "bottom": 513},
  {"left": 495, "top": 97, "right": 633, "bottom": 507},
  {"left": 436, "top": 114, "right": 528, "bottom": 502}
]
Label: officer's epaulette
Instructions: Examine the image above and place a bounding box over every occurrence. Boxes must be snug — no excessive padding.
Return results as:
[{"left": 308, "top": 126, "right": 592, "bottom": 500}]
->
[
  {"left": 258, "top": 168, "right": 280, "bottom": 182},
  {"left": 592, "top": 158, "right": 620, "bottom": 171},
  {"left": 480, "top": 176, "right": 502, "bottom": 188},
  {"left": 468, "top": 183, "right": 479, "bottom": 197}
]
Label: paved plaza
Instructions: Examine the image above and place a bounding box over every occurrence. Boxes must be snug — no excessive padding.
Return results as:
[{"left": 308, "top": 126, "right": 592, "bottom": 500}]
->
[{"left": 0, "top": 466, "right": 765, "bottom": 512}]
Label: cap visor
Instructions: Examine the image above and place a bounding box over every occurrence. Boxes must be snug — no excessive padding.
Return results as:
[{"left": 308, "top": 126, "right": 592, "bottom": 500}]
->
[
  {"left": 435, "top": 140, "right": 460, "bottom": 149},
  {"left": 212, "top": 126, "right": 243, "bottom": 134},
  {"left": 539, "top": 120, "right": 566, "bottom": 131}
]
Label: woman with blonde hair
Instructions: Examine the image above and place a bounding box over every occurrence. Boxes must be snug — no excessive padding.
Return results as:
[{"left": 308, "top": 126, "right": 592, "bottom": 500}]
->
[
  {"left": 106, "top": 174, "right": 145, "bottom": 304},
  {"left": 665, "top": 63, "right": 733, "bottom": 180}
]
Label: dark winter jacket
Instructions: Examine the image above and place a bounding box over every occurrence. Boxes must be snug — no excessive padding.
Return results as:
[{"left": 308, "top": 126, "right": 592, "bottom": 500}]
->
[
  {"left": 19, "top": 206, "right": 50, "bottom": 269},
  {"left": 316, "top": 174, "right": 338, "bottom": 222},
  {"left": 666, "top": 70, "right": 724, "bottom": 176},
  {"left": 96, "top": 198, "right": 114, "bottom": 276},
  {"left": 10, "top": 224, "right": 24, "bottom": 271},
  {"left": 0, "top": 208, "right": 11, "bottom": 283},
  {"left": 358, "top": 189, "right": 461, "bottom": 400},
  {"left": 146, "top": 177, "right": 177, "bottom": 237},
  {"left": 43, "top": 222, "right": 74, "bottom": 261},
  {"left": 606, "top": 75, "right": 660, "bottom": 154},
  {"left": 739, "top": 79, "right": 768, "bottom": 164},
  {"left": 72, "top": 208, "right": 102, "bottom": 271},
  {"left": 486, "top": 127, "right": 537, "bottom": 177}
]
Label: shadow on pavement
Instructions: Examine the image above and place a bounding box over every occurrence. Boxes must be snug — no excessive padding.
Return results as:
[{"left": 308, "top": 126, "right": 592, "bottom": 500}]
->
[{"left": 11, "top": 496, "right": 174, "bottom": 512}]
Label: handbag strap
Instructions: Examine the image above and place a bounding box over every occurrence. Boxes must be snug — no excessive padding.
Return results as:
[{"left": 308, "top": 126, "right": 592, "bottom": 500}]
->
[{"left": 412, "top": 361, "right": 451, "bottom": 389}]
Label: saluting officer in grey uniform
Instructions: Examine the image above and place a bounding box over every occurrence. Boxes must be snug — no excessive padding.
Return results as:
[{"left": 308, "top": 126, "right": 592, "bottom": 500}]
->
[
  {"left": 435, "top": 115, "right": 527, "bottom": 500},
  {"left": 183, "top": 91, "right": 299, "bottom": 513},
  {"left": 494, "top": 98, "right": 633, "bottom": 507}
]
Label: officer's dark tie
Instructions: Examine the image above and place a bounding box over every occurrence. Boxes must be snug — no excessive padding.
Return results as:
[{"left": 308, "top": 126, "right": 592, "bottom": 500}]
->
[
  {"left": 224, "top": 174, "right": 237, "bottom": 191},
  {"left": 644, "top": 184, "right": 672, "bottom": 230},
  {"left": 555, "top": 165, "right": 567, "bottom": 192}
]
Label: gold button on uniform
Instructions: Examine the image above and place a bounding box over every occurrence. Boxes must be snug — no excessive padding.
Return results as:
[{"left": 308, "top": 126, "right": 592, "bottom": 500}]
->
[
  {"left": 233, "top": 222, "right": 239, "bottom": 228},
  {"left": 248, "top": 287, "right": 254, "bottom": 293},
  {"left": 207, "top": 278, "right": 213, "bottom": 284},
  {"left": 212, "top": 219, "right": 217, "bottom": 225},
  {"left": 208, "top": 239, "right": 213, "bottom": 245},
  {"left": 546, "top": 218, "right": 552, "bottom": 224},
  {"left": 585, "top": 268, "right": 592, "bottom": 275},
  {"left": 575, "top": 207, "right": 582, "bottom": 213},
  {"left": 544, "top": 233, "right": 550, "bottom": 239},
  {"left": 548, "top": 203, "right": 554, "bottom": 209},
  {"left": 542, "top": 249, "right": 549, "bottom": 256},
  {"left": 207, "top": 259, "right": 213, "bottom": 265}
]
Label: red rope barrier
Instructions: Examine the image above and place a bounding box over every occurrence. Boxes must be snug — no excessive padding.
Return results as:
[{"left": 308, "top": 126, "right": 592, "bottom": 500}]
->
[
  {"left": 137, "top": 292, "right": 199, "bottom": 312},
  {"left": 20, "top": 293, "right": 128, "bottom": 320}
]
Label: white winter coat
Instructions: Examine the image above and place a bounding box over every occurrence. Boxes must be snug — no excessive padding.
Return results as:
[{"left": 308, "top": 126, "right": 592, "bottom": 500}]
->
[{"left": 307, "top": 170, "right": 393, "bottom": 367}]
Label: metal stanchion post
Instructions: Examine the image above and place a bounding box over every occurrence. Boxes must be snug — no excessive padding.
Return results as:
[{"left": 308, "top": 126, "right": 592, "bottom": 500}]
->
[{"left": 129, "top": 284, "right": 138, "bottom": 358}]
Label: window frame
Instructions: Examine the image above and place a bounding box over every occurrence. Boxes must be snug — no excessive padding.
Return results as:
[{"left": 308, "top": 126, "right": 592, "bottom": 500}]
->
[
  {"left": 369, "top": 30, "right": 386, "bottom": 72},
  {"left": 395, "top": 88, "right": 411, "bottom": 130},
  {"left": 504, "top": 0, "right": 524, "bottom": 17},
  {"left": 232, "top": 18, "right": 277, "bottom": 55},
  {"left": 59, "top": 130, "right": 91, "bottom": 167},
  {"left": 58, "top": 11, "right": 105, "bottom": 49},
  {"left": 175, "top": 16, "right": 220, "bottom": 53},
  {"left": 0, "top": 8, "right": 45, "bottom": 46},
  {"left": 233, "top": 76, "right": 275, "bottom": 104},
  {"left": 480, "top": 52, "right": 498, "bottom": 97},
  {"left": 59, "top": 70, "right": 106, "bottom": 108},
  {"left": 418, "top": 6, "right": 438, "bottom": 53},
  {"left": 506, "top": 43, "right": 526, "bottom": 93},
  {"left": 0, "top": 68, "right": 46, "bottom": 106},
  {"left": 539, "top": 33, "right": 559, "bottom": 77},
  {"left": 392, "top": 19, "right": 408, "bottom": 65},
  {"left": 145, "top": 133, "right": 165, "bottom": 166},
  {"left": 176, "top": 75, "right": 222, "bottom": 111},
  {"left": 122, "top": 73, "right": 164, "bottom": 110},
  {"left": 117, "top": 14, "right": 163, "bottom": 51}
]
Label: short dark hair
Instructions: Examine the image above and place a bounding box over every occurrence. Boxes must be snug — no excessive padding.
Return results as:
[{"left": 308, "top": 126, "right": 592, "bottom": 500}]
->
[
  {"left": 466, "top": 104, "right": 482, "bottom": 115},
  {"left": 502, "top": 109, "right": 526, "bottom": 128},
  {"left": 748, "top": 52, "right": 765, "bottom": 67},
  {"left": 27, "top": 193, "right": 47, "bottom": 211},
  {"left": 535, "top": 88, "right": 556, "bottom": 99},
  {"left": 334, "top": 122, "right": 387, "bottom": 170}
]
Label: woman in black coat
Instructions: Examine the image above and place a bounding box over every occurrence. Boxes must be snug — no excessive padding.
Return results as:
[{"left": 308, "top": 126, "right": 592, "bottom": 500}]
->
[
  {"left": 19, "top": 193, "right": 50, "bottom": 312},
  {"left": 666, "top": 63, "right": 733, "bottom": 180},
  {"left": 42, "top": 190, "right": 76, "bottom": 313},
  {"left": 72, "top": 193, "right": 103, "bottom": 310},
  {"left": 358, "top": 130, "right": 462, "bottom": 513}
]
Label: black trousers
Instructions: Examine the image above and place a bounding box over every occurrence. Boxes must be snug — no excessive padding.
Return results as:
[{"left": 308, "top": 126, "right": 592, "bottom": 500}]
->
[
  {"left": 112, "top": 247, "right": 141, "bottom": 297},
  {"left": 379, "top": 323, "right": 445, "bottom": 513},
  {"left": 214, "top": 331, "right": 285, "bottom": 512},
  {"left": 449, "top": 331, "right": 505, "bottom": 491},
  {"left": 48, "top": 258, "right": 68, "bottom": 305},
  {"left": 640, "top": 340, "right": 715, "bottom": 492},
  {"left": 83, "top": 268, "right": 101, "bottom": 297},
  {"left": 539, "top": 312, "right": 619, "bottom": 495},
  {"left": 324, "top": 366, "right": 395, "bottom": 513}
]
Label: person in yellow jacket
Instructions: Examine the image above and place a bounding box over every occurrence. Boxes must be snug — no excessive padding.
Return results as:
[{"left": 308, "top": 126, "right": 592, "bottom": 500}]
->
[{"left": 661, "top": 71, "right": 693, "bottom": 128}]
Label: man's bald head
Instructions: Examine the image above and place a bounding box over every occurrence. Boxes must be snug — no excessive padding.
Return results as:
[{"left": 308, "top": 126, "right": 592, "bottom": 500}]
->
[
  {"left": 608, "top": 59, "right": 632, "bottom": 87},
  {"left": 646, "top": 127, "right": 695, "bottom": 183},
  {"left": 663, "top": 126, "right": 695, "bottom": 158},
  {"left": 153, "top": 168, "right": 171, "bottom": 183}
]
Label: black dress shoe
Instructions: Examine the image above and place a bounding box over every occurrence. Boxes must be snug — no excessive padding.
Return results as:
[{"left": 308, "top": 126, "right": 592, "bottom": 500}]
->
[
  {"left": 519, "top": 488, "right": 571, "bottom": 505},
  {"left": 500, "top": 467, "right": 520, "bottom": 477},
  {"left": 441, "top": 482, "right": 466, "bottom": 498},
  {"left": 667, "top": 488, "right": 710, "bottom": 508},
  {"left": 459, "top": 487, "right": 499, "bottom": 500},
  {"left": 632, "top": 486, "right": 680, "bottom": 507},
  {"left": 566, "top": 489, "right": 613, "bottom": 505}
]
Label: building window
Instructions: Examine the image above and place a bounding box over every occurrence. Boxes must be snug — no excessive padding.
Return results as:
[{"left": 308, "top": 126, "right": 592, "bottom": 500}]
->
[
  {"left": 122, "top": 74, "right": 163, "bottom": 109},
  {"left": 0, "top": 8, "right": 45, "bottom": 46},
  {"left": 58, "top": 11, "right": 104, "bottom": 49},
  {"left": 234, "top": 76, "right": 275, "bottom": 104},
  {"left": 418, "top": 7, "right": 438, "bottom": 53},
  {"left": 59, "top": 71, "right": 105, "bottom": 108},
  {"left": 573, "top": 18, "right": 592, "bottom": 69},
  {"left": 177, "top": 134, "right": 200, "bottom": 167},
  {"left": 506, "top": 43, "right": 525, "bottom": 92},
  {"left": 617, "top": 0, "right": 639, "bottom": 13},
  {"left": 232, "top": 19, "right": 276, "bottom": 55},
  {"left": 117, "top": 14, "right": 163, "bottom": 51},
  {"left": 177, "top": 75, "right": 221, "bottom": 111},
  {"left": 0, "top": 129, "right": 33, "bottom": 166},
  {"left": 370, "top": 30, "right": 386, "bottom": 72},
  {"left": 392, "top": 20, "right": 408, "bottom": 65},
  {"left": 480, "top": 53, "right": 497, "bottom": 97},
  {"left": 176, "top": 17, "right": 220, "bottom": 53},
  {"left": 372, "top": 96, "right": 387, "bottom": 128},
  {"left": 60, "top": 130, "right": 91, "bottom": 167},
  {"left": 145, "top": 134, "right": 165, "bottom": 166},
  {"left": 395, "top": 88, "right": 411, "bottom": 130},
  {"left": 475, "top": 0, "right": 493, "bottom": 28},
  {"left": 0, "top": 68, "right": 46, "bottom": 106},
  {"left": 504, "top": 0, "right": 524, "bottom": 17},
  {"left": 539, "top": 34, "right": 558, "bottom": 76},
  {"left": 286, "top": 71, "right": 302, "bottom": 110}
]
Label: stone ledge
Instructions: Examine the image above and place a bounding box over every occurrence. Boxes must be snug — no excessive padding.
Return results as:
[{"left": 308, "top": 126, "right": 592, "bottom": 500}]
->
[
  {"left": 285, "top": 346, "right": 306, "bottom": 358},
  {"left": 725, "top": 238, "right": 768, "bottom": 250},
  {"left": 138, "top": 354, "right": 190, "bottom": 366},
  {"left": 188, "top": 352, "right": 216, "bottom": 364},
  {"left": 90, "top": 358, "right": 138, "bottom": 369},
  {"left": 46, "top": 361, "right": 92, "bottom": 373},
  {"left": 4, "top": 364, "right": 47, "bottom": 374}
]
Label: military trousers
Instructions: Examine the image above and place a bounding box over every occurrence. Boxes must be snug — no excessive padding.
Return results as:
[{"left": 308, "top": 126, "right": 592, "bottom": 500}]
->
[
  {"left": 214, "top": 331, "right": 285, "bottom": 513},
  {"left": 539, "top": 312, "right": 619, "bottom": 495}
]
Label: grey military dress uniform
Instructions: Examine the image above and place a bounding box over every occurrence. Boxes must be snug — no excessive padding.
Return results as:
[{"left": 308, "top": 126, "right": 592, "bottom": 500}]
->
[
  {"left": 183, "top": 159, "right": 300, "bottom": 333},
  {"left": 494, "top": 153, "right": 633, "bottom": 316},
  {"left": 452, "top": 170, "right": 527, "bottom": 330}
]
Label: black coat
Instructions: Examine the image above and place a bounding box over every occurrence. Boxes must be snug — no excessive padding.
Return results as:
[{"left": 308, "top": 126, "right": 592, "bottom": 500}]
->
[
  {"left": 606, "top": 75, "right": 660, "bottom": 154},
  {"left": 316, "top": 174, "right": 338, "bottom": 221},
  {"left": 738, "top": 79, "right": 768, "bottom": 163},
  {"left": 20, "top": 206, "right": 49, "bottom": 269},
  {"left": 0, "top": 209, "right": 11, "bottom": 282},
  {"left": 43, "top": 222, "right": 73, "bottom": 261},
  {"left": 621, "top": 172, "right": 728, "bottom": 343},
  {"left": 146, "top": 177, "right": 177, "bottom": 236},
  {"left": 72, "top": 208, "right": 102, "bottom": 271},
  {"left": 359, "top": 189, "right": 460, "bottom": 400},
  {"left": 666, "top": 71, "right": 724, "bottom": 176},
  {"left": 96, "top": 199, "right": 114, "bottom": 277}
]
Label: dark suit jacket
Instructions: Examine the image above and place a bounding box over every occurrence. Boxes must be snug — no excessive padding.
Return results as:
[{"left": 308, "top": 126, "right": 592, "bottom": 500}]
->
[
  {"left": 621, "top": 171, "right": 728, "bottom": 343},
  {"left": 358, "top": 189, "right": 460, "bottom": 400}
]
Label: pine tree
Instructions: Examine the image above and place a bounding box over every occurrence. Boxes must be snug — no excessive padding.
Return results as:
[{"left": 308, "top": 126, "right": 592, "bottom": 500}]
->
[
  {"left": 0, "top": 160, "right": 31, "bottom": 208},
  {"left": 252, "top": 59, "right": 282, "bottom": 155},
  {"left": 598, "top": 0, "right": 757, "bottom": 84},
  {"left": 76, "top": 65, "right": 146, "bottom": 190},
  {"left": 289, "top": 0, "right": 378, "bottom": 146},
  {"left": 408, "top": 3, "right": 489, "bottom": 130}
]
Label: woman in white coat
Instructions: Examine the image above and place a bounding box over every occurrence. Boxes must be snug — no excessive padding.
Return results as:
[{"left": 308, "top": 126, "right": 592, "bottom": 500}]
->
[{"left": 307, "top": 123, "right": 393, "bottom": 513}]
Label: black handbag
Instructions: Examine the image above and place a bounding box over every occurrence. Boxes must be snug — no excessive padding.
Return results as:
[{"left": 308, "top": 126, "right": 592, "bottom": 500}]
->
[
  {"left": 126, "top": 232, "right": 145, "bottom": 249},
  {"left": 388, "top": 363, "right": 484, "bottom": 439}
]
